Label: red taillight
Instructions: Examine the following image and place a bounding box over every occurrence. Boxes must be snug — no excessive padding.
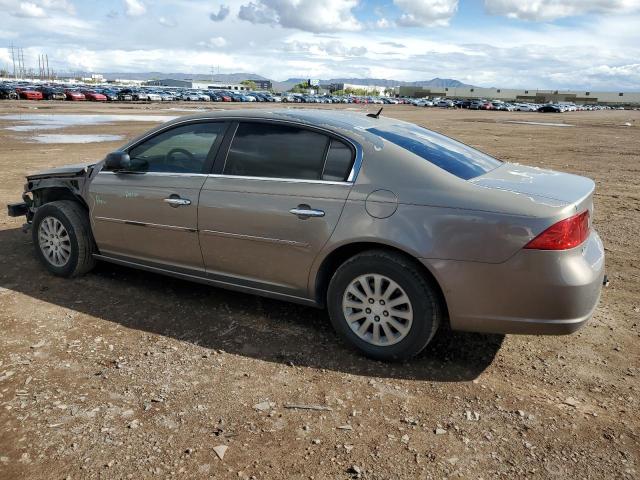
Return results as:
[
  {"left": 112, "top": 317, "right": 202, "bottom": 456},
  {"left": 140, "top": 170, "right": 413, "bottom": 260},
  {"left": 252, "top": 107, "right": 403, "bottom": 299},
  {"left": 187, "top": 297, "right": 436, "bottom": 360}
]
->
[{"left": 524, "top": 211, "right": 590, "bottom": 250}]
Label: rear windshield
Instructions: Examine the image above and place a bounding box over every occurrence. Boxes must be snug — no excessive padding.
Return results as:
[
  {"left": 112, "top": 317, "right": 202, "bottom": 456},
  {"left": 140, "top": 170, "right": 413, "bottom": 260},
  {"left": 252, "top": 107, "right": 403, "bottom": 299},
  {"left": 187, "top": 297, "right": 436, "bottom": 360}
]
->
[{"left": 367, "top": 125, "right": 501, "bottom": 180}]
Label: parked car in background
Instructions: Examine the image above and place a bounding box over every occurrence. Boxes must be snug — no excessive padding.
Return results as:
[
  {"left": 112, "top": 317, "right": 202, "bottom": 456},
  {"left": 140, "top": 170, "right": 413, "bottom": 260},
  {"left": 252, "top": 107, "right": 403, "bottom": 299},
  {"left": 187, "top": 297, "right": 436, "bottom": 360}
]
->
[
  {"left": 0, "top": 85, "right": 18, "bottom": 99},
  {"left": 118, "top": 88, "right": 139, "bottom": 101},
  {"left": 116, "top": 91, "right": 133, "bottom": 101},
  {"left": 39, "top": 87, "right": 66, "bottom": 101},
  {"left": 469, "top": 100, "right": 485, "bottom": 110},
  {"left": 17, "top": 88, "right": 43, "bottom": 100},
  {"left": 97, "top": 89, "right": 120, "bottom": 101},
  {"left": 538, "top": 104, "right": 564, "bottom": 113},
  {"left": 493, "top": 102, "right": 515, "bottom": 111},
  {"left": 157, "top": 91, "right": 176, "bottom": 101},
  {"left": 181, "top": 91, "right": 208, "bottom": 101},
  {"left": 436, "top": 100, "right": 455, "bottom": 108},
  {"left": 65, "top": 89, "right": 86, "bottom": 101},
  {"left": 81, "top": 90, "right": 107, "bottom": 102},
  {"left": 514, "top": 103, "right": 538, "bottom": 112},
  {"left": 8, "top": 109, "right": 605, "bottom": 361},
  {"left": 139, "top": 91, "right": 163, "bottom": 101}
]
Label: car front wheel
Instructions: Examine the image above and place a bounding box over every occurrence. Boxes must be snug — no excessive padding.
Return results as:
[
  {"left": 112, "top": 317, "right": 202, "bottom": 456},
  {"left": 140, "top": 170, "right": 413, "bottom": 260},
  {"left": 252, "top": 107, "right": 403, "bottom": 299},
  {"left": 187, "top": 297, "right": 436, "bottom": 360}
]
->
[
  {"left": 32, "top": 200, "right": 96, "bottom": 278},
  {"left": 327, "top": 250, "right": 442, "bottom": 361}
]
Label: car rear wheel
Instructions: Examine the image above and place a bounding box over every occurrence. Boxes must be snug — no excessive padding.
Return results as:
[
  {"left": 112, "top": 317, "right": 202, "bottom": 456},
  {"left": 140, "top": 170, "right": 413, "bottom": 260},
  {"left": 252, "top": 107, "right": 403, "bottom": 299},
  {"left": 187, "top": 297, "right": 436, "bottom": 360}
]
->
[
  {"left": 327, "top": 250, "right": 442, "bottom": 361},
  {"left": 32, "top": 200, "right": 96, "bottom": 278}
]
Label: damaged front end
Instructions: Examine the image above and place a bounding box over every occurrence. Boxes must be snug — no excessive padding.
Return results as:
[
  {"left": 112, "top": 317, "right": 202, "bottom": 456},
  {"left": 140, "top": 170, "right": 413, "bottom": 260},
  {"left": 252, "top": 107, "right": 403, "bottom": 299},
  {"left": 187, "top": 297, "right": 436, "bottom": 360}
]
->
[{"left": 6, "top": 162, "right": 97, "bottom": 231}]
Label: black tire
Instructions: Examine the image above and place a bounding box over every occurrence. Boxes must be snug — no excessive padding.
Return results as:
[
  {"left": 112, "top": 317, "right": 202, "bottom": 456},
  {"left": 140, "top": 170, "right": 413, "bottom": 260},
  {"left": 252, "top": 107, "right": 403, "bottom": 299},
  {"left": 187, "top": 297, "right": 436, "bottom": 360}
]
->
[
  {"left": 327, "top": 250, "right": 442, "bottom": 361},
  {"left": 31, "top": 200, "right": 96, "bottom": 278}
]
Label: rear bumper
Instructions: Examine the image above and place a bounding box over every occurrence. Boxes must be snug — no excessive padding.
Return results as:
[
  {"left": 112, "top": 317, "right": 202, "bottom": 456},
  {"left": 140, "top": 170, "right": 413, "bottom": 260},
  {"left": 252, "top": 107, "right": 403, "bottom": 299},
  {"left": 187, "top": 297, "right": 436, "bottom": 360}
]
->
[{"left": 423, "top": 230, "right": 605, "bottom": 335}]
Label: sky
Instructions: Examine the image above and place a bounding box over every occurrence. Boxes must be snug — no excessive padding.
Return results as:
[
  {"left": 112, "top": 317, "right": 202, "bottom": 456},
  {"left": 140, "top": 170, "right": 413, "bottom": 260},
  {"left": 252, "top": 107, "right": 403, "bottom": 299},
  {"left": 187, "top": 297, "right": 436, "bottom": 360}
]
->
[{"left": 1, "top": 0, "right": 640, "bottom": 90}]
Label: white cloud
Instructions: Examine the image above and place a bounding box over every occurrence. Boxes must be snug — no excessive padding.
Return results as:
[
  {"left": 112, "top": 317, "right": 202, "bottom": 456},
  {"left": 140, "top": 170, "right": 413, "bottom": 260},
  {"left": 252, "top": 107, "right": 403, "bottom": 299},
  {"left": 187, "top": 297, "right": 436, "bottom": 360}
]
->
[
  {"left": 199, "top": 36, "right": 228, "bottom": 48},
  {"left": 14, "top": 1, "right": 46, "bottom": 17},
  {"left": 283, "top": 40, "right": 367, "bottom": 58},
  {"left": 484, "top": 0, "right": 640, "bottom": 21},
  {"left": 158, "top": 16, "right": 177, "bottom": 27},
  {"left": 7, "top": 0, "right": 75, "bottom": 17},
  {"left": 123, "top": 0, "right": 145, "bottom": 17},
  {"left": 238, "top": 0, "right": 361, "bottom": 33},
  {"left": 394, "top": 0, "right": 458, "bottom": 27}
]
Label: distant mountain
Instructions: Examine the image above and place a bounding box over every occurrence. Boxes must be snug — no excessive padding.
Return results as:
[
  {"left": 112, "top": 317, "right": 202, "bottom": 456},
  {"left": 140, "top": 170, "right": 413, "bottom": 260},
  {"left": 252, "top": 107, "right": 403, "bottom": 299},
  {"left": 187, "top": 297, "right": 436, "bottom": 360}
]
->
[
  {"left": 57, "top": 70, "right": 471, "bottom": 92},
  {"left": 272, "top": 77, "right": 473, "bottom": 92}
]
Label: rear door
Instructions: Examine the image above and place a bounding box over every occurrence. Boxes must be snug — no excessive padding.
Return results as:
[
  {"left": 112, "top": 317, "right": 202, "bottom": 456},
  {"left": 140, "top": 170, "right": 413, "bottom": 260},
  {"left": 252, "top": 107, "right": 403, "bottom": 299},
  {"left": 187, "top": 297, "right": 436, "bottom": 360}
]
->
[
  {"left": 198, "top": 121, "right": 356, "bottom": 297},
  {"left": 89, "top": 121, "right": 228, "bottom": 270}
]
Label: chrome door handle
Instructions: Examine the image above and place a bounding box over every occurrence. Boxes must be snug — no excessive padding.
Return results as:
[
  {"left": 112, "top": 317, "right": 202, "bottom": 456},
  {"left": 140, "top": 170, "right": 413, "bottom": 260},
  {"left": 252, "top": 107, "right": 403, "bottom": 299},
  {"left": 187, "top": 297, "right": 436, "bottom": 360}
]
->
[
  {"left": 289, "top": 206, "right": 325, "bottom": 218},
  {"left": 164, "top": 197, "right": 191, "bottom": 207}
]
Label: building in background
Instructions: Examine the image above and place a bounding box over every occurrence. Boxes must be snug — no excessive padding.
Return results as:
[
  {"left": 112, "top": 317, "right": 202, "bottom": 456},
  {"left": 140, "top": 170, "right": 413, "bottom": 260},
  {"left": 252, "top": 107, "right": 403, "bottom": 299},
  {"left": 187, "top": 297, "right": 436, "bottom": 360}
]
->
[
  {"left": 144, "top": 79, "right": 192, "bottom": 88},
  {"left": 245, "top": 79, "right": 272, "bottom": 90},
  {"left": 398, "top": 86, "right": 640, "bottom": 105},
  {"left": 322, "top": 82, "right": 392, "bottom": 95},
  {"left": 191, "top": 82, "right": 249, "bottom": 91},
  {"left": 144, "top": 79, "right": 251, "bottom": 90}
]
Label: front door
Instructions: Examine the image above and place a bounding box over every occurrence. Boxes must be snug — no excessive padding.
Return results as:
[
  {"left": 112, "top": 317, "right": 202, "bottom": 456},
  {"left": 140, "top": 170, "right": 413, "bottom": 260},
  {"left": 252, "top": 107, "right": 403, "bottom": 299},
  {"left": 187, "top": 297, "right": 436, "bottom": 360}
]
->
[
  {"left": 89, "top": 121, "right": 227, "bottom": 270},
  {"left": 198, "top": 121, "right": 356, "bottom": 297}
]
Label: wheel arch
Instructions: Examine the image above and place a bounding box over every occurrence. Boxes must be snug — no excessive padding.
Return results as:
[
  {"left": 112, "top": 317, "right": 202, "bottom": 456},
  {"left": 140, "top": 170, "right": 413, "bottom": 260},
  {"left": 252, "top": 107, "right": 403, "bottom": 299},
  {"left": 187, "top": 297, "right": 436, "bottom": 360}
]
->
[
  {"left": 30, "top": 185, "right": 88, "bottom": 211},
  {"left": 312, "top": 241, "right": 449, "bottom": 320}
]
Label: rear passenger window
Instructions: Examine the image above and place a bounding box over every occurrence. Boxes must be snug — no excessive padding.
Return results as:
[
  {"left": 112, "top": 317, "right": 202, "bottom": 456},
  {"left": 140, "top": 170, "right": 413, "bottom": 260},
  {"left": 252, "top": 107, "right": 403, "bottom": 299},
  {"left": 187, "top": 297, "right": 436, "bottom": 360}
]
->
[
  {"left": 322, "top": 139, "right": 354, "bottom": 181},
  {"left": 224, "top": 122, "right": 329, "bottom": 180}
]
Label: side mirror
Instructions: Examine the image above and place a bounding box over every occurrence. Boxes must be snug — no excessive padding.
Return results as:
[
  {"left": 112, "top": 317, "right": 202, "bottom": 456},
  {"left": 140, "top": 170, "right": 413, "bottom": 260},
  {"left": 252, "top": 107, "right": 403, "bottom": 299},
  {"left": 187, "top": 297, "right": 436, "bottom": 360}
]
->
[{"left": 104, "top": 151, "right": 131, "bottom": 171}]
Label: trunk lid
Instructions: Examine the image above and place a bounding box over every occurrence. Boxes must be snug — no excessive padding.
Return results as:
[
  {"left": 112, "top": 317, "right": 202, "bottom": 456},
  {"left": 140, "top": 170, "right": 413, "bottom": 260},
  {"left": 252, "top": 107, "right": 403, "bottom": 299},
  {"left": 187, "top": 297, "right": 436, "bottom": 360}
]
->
[{"left": 471, "top": 163, "right": 594, "bottom": 212}]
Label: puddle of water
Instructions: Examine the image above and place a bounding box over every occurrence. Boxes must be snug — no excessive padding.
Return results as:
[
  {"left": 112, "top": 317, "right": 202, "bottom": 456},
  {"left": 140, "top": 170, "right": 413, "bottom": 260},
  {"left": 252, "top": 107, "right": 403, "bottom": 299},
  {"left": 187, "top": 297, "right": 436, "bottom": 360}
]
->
[
  {"left": 504, "top": 120, "right": 574, "bottom": 127},
  {"left": 28, "top": 134, "right": 124, "bottom": 144},
  {"left": 163, "top": 107, "right": 208, "bottom": 112},
  {"left": 1, "top": 114, "right": 177, "bottom": 131},
  {"left": 6, "top": 124, "right": 66, "bottom": 132}
]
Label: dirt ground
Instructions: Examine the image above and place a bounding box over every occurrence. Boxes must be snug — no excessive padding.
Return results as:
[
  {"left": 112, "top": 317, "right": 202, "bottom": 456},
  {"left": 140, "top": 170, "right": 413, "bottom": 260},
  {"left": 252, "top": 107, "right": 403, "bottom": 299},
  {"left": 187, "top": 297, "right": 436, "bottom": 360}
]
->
[{"left": 0, "top": 101, "right": 638, "bottom": 480}]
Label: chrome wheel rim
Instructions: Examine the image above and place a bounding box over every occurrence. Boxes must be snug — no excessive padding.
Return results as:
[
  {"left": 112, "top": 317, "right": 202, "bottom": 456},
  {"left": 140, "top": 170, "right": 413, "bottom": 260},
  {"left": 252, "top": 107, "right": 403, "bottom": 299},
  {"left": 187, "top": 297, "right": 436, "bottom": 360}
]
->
[
  {"left": 38, "top": 216, "right": 71, "bottom": 267},
  {"left": 342, "top": 274, "right": 413, "bottom": 347}
]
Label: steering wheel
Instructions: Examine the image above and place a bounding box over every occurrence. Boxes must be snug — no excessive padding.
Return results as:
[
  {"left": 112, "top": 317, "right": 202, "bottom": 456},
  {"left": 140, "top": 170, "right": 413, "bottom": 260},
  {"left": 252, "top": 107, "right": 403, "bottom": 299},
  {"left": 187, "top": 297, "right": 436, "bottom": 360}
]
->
[{"left": 166, "top": 148, "right": 199, "bottom": 172}]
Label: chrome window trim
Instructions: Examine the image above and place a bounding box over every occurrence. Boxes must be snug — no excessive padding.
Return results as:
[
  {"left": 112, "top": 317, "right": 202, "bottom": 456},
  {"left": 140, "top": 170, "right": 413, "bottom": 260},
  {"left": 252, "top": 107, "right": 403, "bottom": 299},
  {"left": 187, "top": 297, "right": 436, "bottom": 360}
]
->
[
  {"left": 206, "top": 174, "right": 351, "bottom": 186},
  {"left": 117, "top": 116, "right": 364, "bottom": 183},
  {"left": 96, "top": 170, "right": 352, "bottom": 185}
]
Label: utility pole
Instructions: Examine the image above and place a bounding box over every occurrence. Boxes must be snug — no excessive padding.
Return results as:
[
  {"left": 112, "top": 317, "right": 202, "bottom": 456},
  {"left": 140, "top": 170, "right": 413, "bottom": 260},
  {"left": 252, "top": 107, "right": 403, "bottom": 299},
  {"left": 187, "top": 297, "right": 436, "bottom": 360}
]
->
[
  {"left": 20, "top": 48, "right": 25, "bottom": 78},
  {"left": 46, "top": 54, "right": 50, "bottom": 80},
  {"left": 10, "top": 43, "right": 16, "bottom": 78}
]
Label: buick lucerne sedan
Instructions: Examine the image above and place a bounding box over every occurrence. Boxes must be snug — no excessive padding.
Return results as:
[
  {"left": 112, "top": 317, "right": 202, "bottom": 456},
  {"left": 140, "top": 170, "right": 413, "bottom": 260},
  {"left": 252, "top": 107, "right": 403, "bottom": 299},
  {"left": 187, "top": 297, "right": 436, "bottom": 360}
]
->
[{"left": 7, "top": 109, "right": 605, "bottom": 360}]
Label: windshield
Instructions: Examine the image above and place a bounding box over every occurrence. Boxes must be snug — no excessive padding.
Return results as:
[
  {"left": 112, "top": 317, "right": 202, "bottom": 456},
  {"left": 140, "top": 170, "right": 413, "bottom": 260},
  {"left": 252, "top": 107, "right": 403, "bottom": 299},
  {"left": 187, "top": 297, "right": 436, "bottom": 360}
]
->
[{"left": 367, "top": 124, "right": 502, "bottom": 180}]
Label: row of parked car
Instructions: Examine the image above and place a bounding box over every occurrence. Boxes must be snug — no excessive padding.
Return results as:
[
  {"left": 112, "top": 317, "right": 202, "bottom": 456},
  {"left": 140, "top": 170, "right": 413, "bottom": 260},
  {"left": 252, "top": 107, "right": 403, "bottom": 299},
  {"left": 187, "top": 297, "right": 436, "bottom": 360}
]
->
[
  {"left": 410, "top": 97, "right": 624, "bottom": 112},
  {"left": 0, "top": 82, "right": 414, "bottom": 105},
  {"left": 280, "top": 94, "right": 410, "bottom": 104},
  {"left": 0, "top": 82, "right": 290, "bottom": 103},
  {"left": 1, "top": 81, "right": 629, "bottom": 111}
]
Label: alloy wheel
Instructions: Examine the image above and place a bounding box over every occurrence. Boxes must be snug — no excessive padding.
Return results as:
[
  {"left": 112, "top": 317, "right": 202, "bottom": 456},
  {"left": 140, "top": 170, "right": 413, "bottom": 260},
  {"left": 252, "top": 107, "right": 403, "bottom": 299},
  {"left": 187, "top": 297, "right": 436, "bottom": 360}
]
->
[
  {"left": 342, "top": 273, "right": 413, "bottom": 346},
  {"left": 38, "top": 216, "right": 71, "bottom": 267}
]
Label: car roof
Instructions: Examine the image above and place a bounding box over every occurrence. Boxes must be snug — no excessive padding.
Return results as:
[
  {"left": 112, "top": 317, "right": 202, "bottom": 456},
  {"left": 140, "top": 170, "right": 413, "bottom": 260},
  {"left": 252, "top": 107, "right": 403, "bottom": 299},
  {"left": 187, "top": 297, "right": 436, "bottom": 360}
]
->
[
  {"left": 165, "top": 108, "right": 396, "bottom": 133},
  {"left": 121, "top": 108, "right": 427, "bottom": 152}
]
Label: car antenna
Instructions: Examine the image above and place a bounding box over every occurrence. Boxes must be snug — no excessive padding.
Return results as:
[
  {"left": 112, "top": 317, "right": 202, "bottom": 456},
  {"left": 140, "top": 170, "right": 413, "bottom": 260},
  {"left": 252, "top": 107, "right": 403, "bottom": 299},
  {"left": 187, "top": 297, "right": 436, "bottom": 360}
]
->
[{"left": 367, "top": 107, "right": 383, "bottom": 119}]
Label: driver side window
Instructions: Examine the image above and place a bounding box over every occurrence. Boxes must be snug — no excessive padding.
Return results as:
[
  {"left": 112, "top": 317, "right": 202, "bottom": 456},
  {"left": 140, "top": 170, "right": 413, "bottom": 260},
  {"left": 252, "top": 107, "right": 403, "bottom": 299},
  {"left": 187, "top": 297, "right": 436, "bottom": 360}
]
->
[{"left": 127, "top": 122, "right": 226, "bottom": 174}]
